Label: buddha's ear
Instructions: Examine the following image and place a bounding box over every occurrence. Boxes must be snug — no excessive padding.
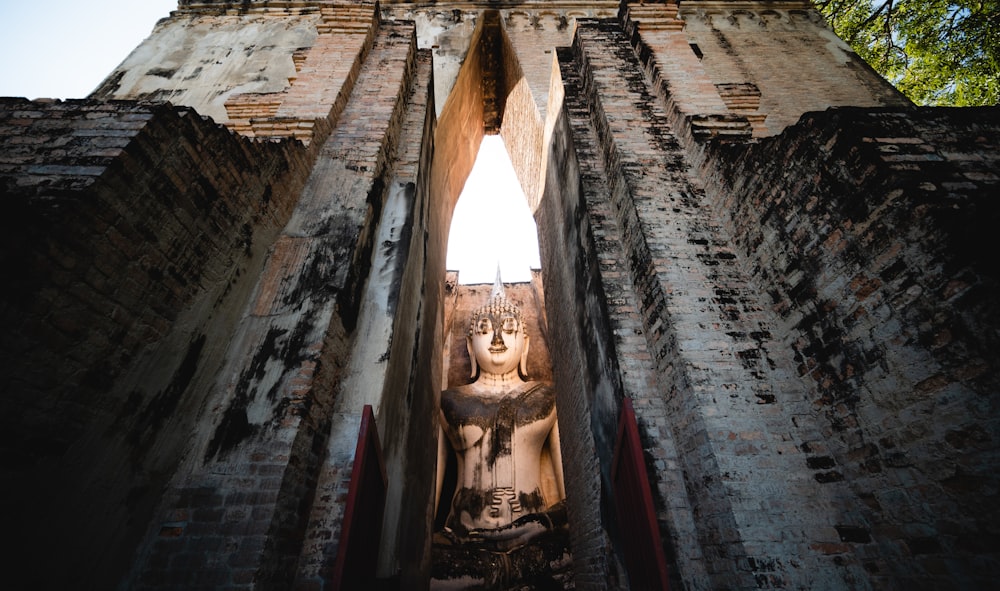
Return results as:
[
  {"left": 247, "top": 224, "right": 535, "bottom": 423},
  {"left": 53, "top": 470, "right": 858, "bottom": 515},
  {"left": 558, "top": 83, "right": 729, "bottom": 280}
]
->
[
  {"left": 520, "top": 335, "right": 530, "bottom": 378},
  {"left": 467, "top": 335, "right": 478, "bottom": 379}
]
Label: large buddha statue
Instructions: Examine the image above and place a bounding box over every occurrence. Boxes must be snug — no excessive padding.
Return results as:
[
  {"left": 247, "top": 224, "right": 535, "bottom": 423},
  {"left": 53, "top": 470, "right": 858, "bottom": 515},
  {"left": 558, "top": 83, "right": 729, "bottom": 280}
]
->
[{"left": 432, "top": 274, "right": 571, "bottom": 589}]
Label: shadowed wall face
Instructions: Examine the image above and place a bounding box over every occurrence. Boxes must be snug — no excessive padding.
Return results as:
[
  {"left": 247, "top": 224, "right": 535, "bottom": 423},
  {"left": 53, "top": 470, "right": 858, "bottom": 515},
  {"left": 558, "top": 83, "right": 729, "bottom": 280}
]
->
[{"left": 0, "top": 97, "right": 312, "bottom": 589}]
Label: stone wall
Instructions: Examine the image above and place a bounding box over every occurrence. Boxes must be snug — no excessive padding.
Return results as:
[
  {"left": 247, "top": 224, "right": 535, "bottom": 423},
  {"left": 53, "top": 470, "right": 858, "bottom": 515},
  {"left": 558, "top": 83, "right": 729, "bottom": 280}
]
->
[
  {"left": 124, "top": 20, "right": 431, "bottom": 590},
  {"left": 675, "top": 2, "right": 910, "bottom": 136},
  {"left": 294, "top": 38, "right": 437, "bottom": 589},
  {"left": 702, "top": 106, "right": 1000, "bottom": 588},
  {"left": 98, "top": 3, "right": 376, "bottom": 145},
  {"left": 545, "top": 19, "right": 865, "bottom": 589},
  {"left": 538, "top": 88, "right": 634, "bottom": 589},
  {"left": 0, "top": 97, "right": 313, "bottom": 589}
]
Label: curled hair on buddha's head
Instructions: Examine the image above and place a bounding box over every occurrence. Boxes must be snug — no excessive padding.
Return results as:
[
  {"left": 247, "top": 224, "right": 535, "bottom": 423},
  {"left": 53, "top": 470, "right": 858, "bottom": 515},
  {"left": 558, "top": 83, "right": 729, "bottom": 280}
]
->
[{"left": 467, "top": 269, "right": 526, "bottom": 337}]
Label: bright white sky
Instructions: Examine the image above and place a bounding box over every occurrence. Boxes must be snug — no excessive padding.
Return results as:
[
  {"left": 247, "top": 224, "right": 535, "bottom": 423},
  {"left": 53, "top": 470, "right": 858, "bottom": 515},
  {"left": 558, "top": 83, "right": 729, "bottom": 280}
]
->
[
  {"left": 448, "top": 136, "right": 541, "bottom": 284},
  {"left": 0, "top": 1, "right": 177, "bottom": 99},
  {"left": 0, "top": 0, "right": 541, "bottom": 285}
]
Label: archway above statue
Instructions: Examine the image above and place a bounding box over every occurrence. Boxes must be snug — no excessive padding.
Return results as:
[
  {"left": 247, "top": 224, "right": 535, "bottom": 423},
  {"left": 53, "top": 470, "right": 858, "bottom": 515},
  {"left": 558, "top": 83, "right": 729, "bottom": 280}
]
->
[
  {"left": 432, "top": 7, "right": 575, "bottom": 221},
  {"left": 447, "top": 135, "right": 541, "bottom": 285}
]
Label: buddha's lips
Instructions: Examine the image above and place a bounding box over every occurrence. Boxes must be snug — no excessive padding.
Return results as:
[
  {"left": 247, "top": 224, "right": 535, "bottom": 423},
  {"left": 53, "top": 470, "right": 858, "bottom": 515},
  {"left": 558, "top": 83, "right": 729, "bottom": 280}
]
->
[{"left": 489, "top": 344, "right": 508, "bottom": 354}]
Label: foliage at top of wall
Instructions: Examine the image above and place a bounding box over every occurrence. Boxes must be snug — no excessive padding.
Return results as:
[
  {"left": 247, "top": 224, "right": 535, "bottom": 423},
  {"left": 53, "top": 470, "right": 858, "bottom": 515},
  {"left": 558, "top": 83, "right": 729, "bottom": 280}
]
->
[{"left": 815, "top": 0, "right": 999, "bottom": 106}]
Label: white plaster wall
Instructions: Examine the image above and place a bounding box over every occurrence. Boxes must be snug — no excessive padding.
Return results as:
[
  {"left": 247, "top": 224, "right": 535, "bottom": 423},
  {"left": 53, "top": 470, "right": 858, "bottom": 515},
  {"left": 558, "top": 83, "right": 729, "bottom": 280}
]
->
[
  {"left": 98, "top": 14, "right": 320, "bottom": 123},
  {"left": 389, "top": 7, "right": 480, "bottom": 119}
]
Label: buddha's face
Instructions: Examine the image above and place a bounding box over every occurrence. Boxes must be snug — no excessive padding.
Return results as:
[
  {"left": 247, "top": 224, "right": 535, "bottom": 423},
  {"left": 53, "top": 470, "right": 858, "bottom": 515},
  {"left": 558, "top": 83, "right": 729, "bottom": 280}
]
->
[{"left": 469, "top": 312, "right": 525, "bottom": 377}]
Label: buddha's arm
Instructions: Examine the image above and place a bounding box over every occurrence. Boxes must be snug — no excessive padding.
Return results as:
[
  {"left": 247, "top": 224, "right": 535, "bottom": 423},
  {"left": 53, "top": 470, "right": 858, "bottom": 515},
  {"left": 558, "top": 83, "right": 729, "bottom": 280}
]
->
[
  {"left": 434, "top": 424, "right": 448, "bottom": 517},
  {"left": 549, "top": 417, "right": 566, "bottom": 501}
]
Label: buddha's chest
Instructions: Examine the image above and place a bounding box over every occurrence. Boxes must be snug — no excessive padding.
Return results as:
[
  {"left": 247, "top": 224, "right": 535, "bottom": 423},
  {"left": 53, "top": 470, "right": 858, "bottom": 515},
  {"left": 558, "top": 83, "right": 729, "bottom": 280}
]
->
[{"left": 440, "top": 383, "right": 555, "bottom": 449}]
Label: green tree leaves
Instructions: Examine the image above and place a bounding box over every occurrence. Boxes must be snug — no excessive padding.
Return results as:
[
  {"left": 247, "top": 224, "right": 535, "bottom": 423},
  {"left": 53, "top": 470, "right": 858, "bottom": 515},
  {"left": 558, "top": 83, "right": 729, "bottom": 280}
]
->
[{"left": 815, "top": 0, "right": 999, "bottom": 106}]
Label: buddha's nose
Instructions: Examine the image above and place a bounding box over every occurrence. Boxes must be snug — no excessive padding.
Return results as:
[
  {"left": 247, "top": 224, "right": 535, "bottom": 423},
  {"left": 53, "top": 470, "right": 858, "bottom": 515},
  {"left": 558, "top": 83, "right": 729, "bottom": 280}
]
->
[{"left": 491, "top": 328, "right": 505, "bottom": 348}]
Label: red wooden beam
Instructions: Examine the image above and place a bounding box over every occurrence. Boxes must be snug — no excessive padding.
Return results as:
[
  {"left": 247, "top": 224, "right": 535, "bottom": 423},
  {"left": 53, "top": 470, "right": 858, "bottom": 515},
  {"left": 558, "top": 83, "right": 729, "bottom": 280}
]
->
[
  {"left": 612, "top": 396, "right": 670, "bottom": 591},
  {"left": 330, "top": 404, "right": 388, "bottom": 590}
]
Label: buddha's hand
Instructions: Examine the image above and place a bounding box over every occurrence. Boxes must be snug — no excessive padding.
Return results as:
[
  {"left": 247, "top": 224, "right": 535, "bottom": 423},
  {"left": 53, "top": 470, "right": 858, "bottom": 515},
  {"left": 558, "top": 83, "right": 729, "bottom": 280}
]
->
[{"left": 467, "top": 512, "right": 553, "bottom": 550}]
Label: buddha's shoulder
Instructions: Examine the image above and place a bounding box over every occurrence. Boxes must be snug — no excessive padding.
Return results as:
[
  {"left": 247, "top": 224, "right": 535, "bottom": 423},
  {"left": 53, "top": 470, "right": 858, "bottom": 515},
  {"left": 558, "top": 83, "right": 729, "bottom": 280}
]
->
[
  {"left": 441, "top": 381, "right": 553, "bottom": 399},
  {"left": 516, "top": 382, "right": 556, "bottom": 420},
  {"left": 439, "top": 385, "right": 491, "bottom": 417},
  {"left": 518, "top": 381, "right": 554, "bottom": 397}
]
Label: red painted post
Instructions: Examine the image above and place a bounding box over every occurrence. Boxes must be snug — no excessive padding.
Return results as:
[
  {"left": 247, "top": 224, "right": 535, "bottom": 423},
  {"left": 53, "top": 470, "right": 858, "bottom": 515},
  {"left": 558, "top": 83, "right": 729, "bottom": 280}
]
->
[
  {"left": 612, "top": 396, "right": 670, "bottom": 591},
  {"left": 330, "top": 404, "right": 388, "bottom": 590}
]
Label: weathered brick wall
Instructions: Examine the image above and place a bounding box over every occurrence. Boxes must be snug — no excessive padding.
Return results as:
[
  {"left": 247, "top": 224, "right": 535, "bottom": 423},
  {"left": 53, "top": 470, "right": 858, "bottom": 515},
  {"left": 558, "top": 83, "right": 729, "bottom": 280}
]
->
[
  {"left": 621, "top": 1, "right": 909, "bottom": 145},
  {"left": 365, "top": 47, "right": 440, "bottom": 586},
  {"left": 552, "top": 22, "right": 733, "bottom": 589},
  {"left": 0, "top": 97, "right": 311, "bottom": 589},
  {"left": 541, "top": 17, "right": 945, "bottom": 590},
  {"left": 125, "top": 20, "right": 428, "bottom": 591},
  {"left": 701, "top": 106, "right": 1000, "bottom": 588},
  {"left": 95, "top": 12, "right": 321, "bottom": 125},
  {"left": 293, "top": 40, "right": 437, "bottom": 590},
  {"left": 499, "top": 8, "right": 591, "bottom": 209},
  {"left": 538, "top": 69, "right": 632, "bottom": 589}
]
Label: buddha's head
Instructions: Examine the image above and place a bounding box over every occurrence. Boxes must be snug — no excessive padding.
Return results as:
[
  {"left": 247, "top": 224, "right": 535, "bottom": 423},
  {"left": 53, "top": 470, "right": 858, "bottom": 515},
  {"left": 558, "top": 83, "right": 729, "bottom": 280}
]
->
[{"left": 467, "top": 274, "right": 529, "bottom": 380}]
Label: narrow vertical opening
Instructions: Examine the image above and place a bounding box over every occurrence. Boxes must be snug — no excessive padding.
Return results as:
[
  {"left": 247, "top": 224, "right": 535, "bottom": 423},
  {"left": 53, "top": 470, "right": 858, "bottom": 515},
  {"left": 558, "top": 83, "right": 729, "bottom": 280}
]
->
[
  {"left": 413, "top": 8, "right": 580, "bottom": 588},
  {"left": 446, "top": 135, "right": 541, "bottom": 284}
]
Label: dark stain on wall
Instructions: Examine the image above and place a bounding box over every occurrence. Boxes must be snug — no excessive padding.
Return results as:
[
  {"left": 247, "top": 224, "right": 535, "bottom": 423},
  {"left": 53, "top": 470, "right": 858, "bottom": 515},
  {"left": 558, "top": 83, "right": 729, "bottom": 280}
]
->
[{"left": 131, "top": 333, "right": 207, "bottom": 460}]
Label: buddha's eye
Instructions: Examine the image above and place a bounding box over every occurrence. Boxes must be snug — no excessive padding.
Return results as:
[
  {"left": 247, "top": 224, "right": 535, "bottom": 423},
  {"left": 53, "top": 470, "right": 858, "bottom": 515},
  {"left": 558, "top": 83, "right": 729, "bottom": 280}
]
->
[
  {"left": 501, "top": 316, "right": 518, "bottom": 334},
  {"left": 477, "top": 318, "right": 492, "bottom": 334}
]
